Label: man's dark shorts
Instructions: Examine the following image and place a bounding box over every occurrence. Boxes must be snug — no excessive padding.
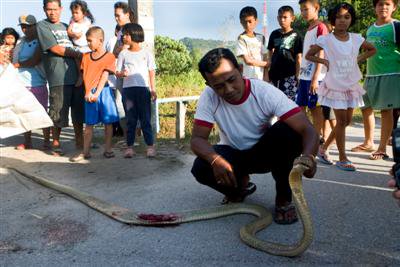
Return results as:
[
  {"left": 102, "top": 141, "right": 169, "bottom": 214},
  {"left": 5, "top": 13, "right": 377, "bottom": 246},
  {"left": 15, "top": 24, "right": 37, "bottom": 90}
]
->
[{"left": 48, "top": 85, "right": 84, "bottom": 128}]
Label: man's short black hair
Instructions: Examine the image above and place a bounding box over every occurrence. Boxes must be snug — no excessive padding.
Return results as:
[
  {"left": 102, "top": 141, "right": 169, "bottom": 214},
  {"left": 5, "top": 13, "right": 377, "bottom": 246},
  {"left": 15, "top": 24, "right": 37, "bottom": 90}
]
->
[
  {"left": 240, "top": 6, "right": 258, "bottom": 20},
  {"left": 373, "top": 0, "right": 398, "bottom": 7},
  {"left": 278, "top": 5, "right": 295, "bottom": 16},
  {"left": 328, "top": 2, "right": 357, "bottom": 27},
  {"left": 198, "top": 48, "right": 240, "bottom": 81},
  {"left": 43, "top": 0, "right": 61, "bottom": 7},
  {"left": 122, "top": 23, "right": 144, "bottom": 43}
]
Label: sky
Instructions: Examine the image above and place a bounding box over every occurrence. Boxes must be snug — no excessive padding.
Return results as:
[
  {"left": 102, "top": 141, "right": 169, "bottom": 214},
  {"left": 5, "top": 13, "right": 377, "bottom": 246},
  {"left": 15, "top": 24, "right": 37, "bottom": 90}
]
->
[{"left": 0, "top": 0, "right": 299, "bottom": 41}]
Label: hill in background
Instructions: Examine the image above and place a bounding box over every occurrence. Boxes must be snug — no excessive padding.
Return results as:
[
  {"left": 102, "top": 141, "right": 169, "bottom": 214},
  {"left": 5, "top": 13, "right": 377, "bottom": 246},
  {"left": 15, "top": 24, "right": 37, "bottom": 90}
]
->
[{"left": 180, "top": 37, "right": 236, "bottom": 56}]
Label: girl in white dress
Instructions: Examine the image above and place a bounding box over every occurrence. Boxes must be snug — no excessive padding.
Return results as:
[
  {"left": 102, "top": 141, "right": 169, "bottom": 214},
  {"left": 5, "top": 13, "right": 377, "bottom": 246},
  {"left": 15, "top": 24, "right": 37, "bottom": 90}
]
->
[{"left": 305, "top": 3, "right": 376, "bottom": 171}]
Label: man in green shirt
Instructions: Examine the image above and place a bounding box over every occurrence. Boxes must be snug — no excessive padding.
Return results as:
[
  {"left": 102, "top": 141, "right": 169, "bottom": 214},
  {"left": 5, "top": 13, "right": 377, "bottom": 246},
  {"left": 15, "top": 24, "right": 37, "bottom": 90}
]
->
[{"left": 36, "top": 0, "right": 83, "bottom": 155}]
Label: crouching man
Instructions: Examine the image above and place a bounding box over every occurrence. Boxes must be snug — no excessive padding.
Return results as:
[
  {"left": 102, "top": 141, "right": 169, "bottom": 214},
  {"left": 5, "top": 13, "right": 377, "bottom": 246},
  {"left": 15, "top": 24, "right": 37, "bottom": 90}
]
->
[{"left": 190, "top": 48, "right": 319, "bottom": 224}]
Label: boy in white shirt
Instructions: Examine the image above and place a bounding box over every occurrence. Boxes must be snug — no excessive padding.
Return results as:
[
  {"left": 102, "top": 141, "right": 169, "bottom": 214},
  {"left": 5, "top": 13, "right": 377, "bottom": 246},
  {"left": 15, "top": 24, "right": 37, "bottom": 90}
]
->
[{"left": 236, "top": 6, "right": 269, "bottom": 81}]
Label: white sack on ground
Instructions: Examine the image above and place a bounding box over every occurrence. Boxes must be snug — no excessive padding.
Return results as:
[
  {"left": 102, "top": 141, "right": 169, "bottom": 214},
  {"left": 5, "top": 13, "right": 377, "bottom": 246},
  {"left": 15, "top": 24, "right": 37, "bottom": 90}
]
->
[{"left": 0, "top": 64, "right": 53, "bottom": 139}]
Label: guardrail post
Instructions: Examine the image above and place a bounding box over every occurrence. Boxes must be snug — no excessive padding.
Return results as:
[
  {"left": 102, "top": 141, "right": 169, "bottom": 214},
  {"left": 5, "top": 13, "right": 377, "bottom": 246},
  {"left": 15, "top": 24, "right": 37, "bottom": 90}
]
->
[{"left": 176, "top": 101, "right": 186, "bottom": 140}]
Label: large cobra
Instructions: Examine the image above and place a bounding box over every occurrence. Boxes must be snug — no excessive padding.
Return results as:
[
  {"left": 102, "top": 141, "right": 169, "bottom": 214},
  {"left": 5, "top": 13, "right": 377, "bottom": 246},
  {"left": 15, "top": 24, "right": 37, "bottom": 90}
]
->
[{"left": 7, "top": 164, "right": 313, "bottom": 257}]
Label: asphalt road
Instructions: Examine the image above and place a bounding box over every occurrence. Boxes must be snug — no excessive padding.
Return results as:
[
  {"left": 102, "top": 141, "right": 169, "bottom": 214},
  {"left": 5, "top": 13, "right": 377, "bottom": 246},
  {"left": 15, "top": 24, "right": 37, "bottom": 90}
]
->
[{"left": 1, "top": 123, "right": 399, "bottom": 266}]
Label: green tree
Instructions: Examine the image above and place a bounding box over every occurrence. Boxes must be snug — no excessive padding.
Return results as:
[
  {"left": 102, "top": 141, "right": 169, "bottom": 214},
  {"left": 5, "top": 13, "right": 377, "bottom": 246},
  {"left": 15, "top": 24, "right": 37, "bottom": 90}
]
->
[
  {"left": 190, "top": 48, "right": 202, "bottom": 70},
  {"left": 155, "top": 35, "right": 192, "bottom": 75}
]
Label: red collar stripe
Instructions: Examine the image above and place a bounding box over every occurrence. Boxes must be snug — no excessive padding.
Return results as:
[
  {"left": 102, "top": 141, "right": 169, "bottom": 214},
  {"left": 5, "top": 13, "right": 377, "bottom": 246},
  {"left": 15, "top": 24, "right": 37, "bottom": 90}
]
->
[{"left": 227, "top": 78, "right": 251, "bottom": 105}]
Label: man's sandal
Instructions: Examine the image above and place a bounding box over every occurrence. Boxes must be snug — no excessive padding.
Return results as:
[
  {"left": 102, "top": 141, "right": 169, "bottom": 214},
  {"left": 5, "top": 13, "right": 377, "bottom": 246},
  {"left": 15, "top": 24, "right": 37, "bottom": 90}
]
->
[
  {"left": 274, "top": 203, "right": 298, "bottom": 225},
  {"left": 221, "top": 182, "right": 257, "bottom": 204},
  {"left": 103, "top": 151, "right": 115, "bottom": 158}
]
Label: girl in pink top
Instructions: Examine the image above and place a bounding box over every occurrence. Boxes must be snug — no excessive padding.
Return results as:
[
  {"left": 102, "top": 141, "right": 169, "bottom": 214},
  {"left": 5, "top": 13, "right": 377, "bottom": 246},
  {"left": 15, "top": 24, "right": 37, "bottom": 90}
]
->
[{"left": 306, "top": 3, "right": 376, "bottom": 171}]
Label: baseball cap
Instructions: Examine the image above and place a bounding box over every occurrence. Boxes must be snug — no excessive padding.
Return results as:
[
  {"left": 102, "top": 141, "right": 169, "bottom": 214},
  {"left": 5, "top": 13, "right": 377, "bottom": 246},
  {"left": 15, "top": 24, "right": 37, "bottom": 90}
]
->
[{"left": 18, "top": 15, "right": 37, "bottom": 26}]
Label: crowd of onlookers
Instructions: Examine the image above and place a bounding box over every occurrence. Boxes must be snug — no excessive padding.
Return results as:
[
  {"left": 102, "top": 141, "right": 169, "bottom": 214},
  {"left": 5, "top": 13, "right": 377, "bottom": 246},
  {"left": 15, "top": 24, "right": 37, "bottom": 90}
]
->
[{"left": 0, "top": 0, "right": 399, "bottom": 201}]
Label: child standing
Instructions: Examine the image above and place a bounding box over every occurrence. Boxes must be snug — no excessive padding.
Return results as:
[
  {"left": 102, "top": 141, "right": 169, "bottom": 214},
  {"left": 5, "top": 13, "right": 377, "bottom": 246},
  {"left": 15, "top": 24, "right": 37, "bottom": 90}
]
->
[
  {"left": 116, "top": 23, "right": 156, "bottom": 158},
  {"left": 297, "top": 0, "right": 328, "bottom": 137},
  {"left": 351, "top": 0, "right": 400, "bottom": 160},
  {"left": 306, "top": 3, "right": 376, "bottom": 171},
  {"left": 236, "top": 6, "right": 269, "bottom": 81},
  {"left": 267, "top": 5, "right": 303, "bottom": 101},
  {"left": 67, "top": 0, "right": 94, "bottom": 53},
  {"left": 12, "top": 15, "right": 50, "bottom": 150},
  {"left": 0, "top": 28, "right": 19, "bottom": 66},
  {"left": 71, "top": 26, "right": 119, "bottom": 162}
]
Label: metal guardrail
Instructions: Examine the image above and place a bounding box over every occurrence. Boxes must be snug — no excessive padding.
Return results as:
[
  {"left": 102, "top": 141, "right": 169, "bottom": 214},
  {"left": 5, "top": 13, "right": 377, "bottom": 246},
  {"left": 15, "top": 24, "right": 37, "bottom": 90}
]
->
[{"left": 155, "top": 95, "right": 200, "bottom": 140}]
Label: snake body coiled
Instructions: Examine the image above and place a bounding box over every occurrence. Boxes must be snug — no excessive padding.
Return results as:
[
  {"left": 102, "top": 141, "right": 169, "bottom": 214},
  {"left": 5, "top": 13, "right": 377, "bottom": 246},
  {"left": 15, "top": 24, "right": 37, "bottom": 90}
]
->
[{"left": 8, "top": 164, "right": 313, "bottom": 257}]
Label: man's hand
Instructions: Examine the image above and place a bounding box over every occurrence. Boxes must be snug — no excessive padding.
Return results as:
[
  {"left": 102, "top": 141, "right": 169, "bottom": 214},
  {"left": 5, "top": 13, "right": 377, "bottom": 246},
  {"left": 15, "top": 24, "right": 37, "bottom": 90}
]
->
[
  {"left": 211, "top": 155, "right": 238, "bottom": 188},
  {"left": 294, "top": 155, "right": 317, "bottom": 178}
]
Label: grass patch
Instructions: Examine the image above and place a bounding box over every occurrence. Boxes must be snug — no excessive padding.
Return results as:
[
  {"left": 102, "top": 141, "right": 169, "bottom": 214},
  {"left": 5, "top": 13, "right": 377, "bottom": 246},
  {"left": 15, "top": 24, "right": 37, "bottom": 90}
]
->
[{"left": 156, "top": 70, "right": 204, "bottom": 141}]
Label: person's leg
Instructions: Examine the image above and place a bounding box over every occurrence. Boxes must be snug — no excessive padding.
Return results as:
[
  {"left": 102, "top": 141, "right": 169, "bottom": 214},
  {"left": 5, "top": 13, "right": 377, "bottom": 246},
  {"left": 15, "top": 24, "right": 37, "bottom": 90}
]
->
[
  {"left": 248, "top": 121, "right": 303, "bottom": 223},
  {"left": 71, "top": 85, "right": 85, "bottom": 150},
  {"left": 42, "top": 128, "right": 51, "bottom": 150},
  {"left": 83, "top": 125, "right": 93, "bottom": 156},
  {"left": 370, "top": 109, "right": 393, "bottom": 159},
  {"left": 247, "top": 121, "right": 302, "bottom": 214},
  {"left": 135, "top": 87, "right": 154, "bottom": 149},
  {"left": 98, "top": 87, "right": 119, "bottom": 156},
  {"left": 333, "top": 109, "right": 352, "bottom": 162},
  {"left": 51, "top": 127, "right": 62, "bottom": 148},
  {"left": 104, "top": 124, "right": 113, "bottom": 153},
  {"left": 191, "top": 145, "right": 249, "bottom": 200},
  {"left": 48, "top": 86, "right": 66, "bottom": 150},
  {"left": 122, "top": 88, "right": 138, "bottom": 157},
  {"left": 362, "top": 107, "right": 375, "bottom": 148},
  {"left": 15, "top": 131, "right": 33, "bottom": 150},
  {"left": 310, "top": 106, "right": 323, "bottom": 137}
]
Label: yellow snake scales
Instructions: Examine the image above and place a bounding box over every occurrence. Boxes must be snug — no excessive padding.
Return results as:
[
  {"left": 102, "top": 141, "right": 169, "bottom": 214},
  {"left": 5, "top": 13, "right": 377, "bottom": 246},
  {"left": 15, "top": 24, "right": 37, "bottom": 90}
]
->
[{"left": 7, "top": 164, "right": 313, "bottom": 257}]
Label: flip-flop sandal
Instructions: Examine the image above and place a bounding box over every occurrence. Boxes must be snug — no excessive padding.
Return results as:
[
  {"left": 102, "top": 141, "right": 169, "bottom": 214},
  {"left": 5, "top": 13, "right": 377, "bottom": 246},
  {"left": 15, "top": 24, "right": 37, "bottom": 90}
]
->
[
  {"left": 15, "top": 144, "right": 32, "bottom": 150},
  {"left": 335, "top": 161, "right": 356, "bottom": 171},
  {"left": 274, "top": 204, "right": 298, "bottom": 225},
  {"left": 103, "top": 151, "right": 115, "bottom": 158},
  {"left": 51, "top": 147, "right": 65, "bottom": 156},
  {"left": 70, "top": 153, "right": 91, "bottom": 162},
  {"left": 317, "top": 147, "right": 333, "bottom": 165},
  {"left": 369, "top": 152, "right": 389, "bottom": 160},
  {"left": 351, "top": 144, "right": 375, "bottom": 152}
]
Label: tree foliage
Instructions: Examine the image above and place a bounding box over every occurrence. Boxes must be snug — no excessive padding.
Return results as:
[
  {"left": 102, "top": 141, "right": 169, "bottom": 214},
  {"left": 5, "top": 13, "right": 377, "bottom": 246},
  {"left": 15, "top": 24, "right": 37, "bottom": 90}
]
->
[
  {"left": 293, "top": 0, "right": 400, "bottom": 37},
  {"left": 155, "top": 35, "right": 192, "bottom": 75}
]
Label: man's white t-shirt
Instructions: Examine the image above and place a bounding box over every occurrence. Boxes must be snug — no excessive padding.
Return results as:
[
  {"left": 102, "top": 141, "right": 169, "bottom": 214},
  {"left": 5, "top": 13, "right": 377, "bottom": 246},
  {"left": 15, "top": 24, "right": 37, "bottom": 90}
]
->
[
  {"left": 236, "top": 33, "right": 267, "bottom": 80},
  {"left": 116, "top": 49, "right": 156, "bottom": 88},
  {"left": 194, "top": 78, "right": 300, "bottom": 150}
]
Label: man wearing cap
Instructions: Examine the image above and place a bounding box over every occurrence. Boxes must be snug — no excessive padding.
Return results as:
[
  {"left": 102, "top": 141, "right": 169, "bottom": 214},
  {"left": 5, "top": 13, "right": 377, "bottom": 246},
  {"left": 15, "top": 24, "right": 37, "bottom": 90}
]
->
[
  {"left": 36, "top": 0, "right": 83, "bottom": 155},
  {"left": 12, "top": 14, "right": 51, "bottom": 150}
]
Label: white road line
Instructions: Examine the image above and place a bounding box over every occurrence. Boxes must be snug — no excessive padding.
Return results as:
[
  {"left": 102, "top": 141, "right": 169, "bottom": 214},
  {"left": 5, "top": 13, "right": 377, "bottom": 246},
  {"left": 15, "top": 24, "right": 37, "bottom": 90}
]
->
[{"left": 309, "top": 178, "right": 393, "bottom": 192}]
